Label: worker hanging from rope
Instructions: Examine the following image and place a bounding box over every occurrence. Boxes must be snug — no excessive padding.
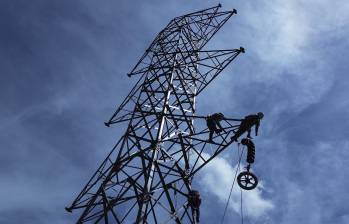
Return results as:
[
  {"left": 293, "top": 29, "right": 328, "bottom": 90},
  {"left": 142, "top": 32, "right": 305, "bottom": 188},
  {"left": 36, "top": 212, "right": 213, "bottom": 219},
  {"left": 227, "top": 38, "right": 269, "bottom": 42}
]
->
[
  {"left": 241, "top": 138, "right": 255, "bottom": 171},
  {"left": 231, "top": 112, "right": 264, "bottom": 142},
  {"left": 206, "top": 112, "right": 225, "bottom": 143},
  {"left": 188, "top": 190, "right": 201, "bottom": 223}
]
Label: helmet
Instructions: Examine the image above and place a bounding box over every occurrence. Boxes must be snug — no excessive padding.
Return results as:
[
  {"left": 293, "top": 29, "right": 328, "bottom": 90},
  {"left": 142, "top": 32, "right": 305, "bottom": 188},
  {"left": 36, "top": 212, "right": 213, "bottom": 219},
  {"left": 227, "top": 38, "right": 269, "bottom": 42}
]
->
[{"left": 257, "top": 112, "right": 264, "bottom": 119}]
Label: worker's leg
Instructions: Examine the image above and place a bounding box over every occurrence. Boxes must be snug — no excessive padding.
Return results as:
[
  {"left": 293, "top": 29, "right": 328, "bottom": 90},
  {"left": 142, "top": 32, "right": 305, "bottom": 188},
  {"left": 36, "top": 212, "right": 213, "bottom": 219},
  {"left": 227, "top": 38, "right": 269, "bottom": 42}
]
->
[
  {"left": 232, "top": 120, "right": 248, "bottom": 141},
  {"left": 196, "top": 208, "right": 200, "bottom": 222},
  {"left": 247, "top": 128, "right": 252, "bottom": 138},
  {"left": 212, "top": 125, "right": 220, "bottom": 134},
  {"left": 208, "top": 130, "right": 214, "bottom": 142},
  {"left": 231, "top": 128, "right": 244, "bottom": 141},
  {"left": 191, "top": 207, "right": 196, "bottom": 223},
  {"left": 215, "top": 121, "right": 223, "bottom": 133}
]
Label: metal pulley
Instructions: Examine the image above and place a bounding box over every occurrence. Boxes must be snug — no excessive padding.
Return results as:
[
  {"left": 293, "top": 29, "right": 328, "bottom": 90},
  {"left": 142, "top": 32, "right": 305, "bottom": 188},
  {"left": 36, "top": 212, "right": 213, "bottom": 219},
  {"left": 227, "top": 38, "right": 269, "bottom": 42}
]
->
[{"left": 237, "top": 171, "right": 258, "bottom": 190}]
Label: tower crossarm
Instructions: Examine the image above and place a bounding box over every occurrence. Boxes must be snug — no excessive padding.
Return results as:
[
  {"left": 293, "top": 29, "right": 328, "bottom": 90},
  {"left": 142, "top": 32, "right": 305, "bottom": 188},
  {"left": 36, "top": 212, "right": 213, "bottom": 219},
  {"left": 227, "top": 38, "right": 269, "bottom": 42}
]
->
[
  {"left": 128, "top": 5, "right": 236, "bottom": 77},
  {"left": 106, "top": 48, "right": 244, "bottom": 126}
]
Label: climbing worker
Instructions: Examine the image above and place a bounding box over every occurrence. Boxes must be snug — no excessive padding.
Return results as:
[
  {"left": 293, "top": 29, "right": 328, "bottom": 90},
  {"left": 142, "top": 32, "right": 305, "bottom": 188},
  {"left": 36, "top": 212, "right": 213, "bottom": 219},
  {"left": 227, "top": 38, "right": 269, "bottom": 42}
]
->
[
  {"left": 241, "top": 138, "right": 255, "bottom": 171},
  {"left": 188, "top": 190, "right": 201, "bottom": 223},
  {"left": 206, "top": 112, "right": 225, "bottom": 143},
  {"left": 231, "top": 112, "right": 264, "bottom": 142}
]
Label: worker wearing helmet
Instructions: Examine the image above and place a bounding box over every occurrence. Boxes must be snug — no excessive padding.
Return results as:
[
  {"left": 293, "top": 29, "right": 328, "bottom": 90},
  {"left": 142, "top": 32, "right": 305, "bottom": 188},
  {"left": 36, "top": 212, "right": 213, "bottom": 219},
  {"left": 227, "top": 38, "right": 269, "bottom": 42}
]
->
[
  {"left": 206, "top": 112, "right": 225, "bottom": 143},
  {"left": 231, "top": 112, "right": 264, "bottom": 142},
  {"left": 188, "top": 190, "right": 201, "bottom": 223}
]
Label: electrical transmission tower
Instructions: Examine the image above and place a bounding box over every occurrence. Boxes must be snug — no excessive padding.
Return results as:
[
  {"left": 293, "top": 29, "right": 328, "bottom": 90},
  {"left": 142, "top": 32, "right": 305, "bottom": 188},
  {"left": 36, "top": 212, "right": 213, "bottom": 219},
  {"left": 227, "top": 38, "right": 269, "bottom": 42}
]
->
[{"left": 66, "top": 5, "right": 246, "bottom": 223}]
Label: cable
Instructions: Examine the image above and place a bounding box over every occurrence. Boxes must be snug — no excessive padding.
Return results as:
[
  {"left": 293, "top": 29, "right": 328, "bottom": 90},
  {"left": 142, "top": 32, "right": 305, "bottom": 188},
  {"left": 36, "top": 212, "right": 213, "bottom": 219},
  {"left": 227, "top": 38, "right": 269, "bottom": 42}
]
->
[
  {"left": 240, "top": 188, "right": 244, "bottom": 224},
  {"left": 220, "top": 144, "right": 244, "bottom": 224},
  {"left": 238, "top": 151, "right": 244, "bottom": 224}
]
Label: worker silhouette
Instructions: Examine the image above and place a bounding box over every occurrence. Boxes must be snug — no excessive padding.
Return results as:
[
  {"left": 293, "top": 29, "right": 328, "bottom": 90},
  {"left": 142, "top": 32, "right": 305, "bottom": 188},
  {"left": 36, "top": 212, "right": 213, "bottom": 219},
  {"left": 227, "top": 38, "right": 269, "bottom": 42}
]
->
[
  {"left": 241, "top": 138, "right": 255, "bottom": 171},
  {"left": 188, "top": 190, "right": 201, "bottom": 223},
  {"left": 231, "top": 112, "right": 264, "bottom": 142},
  {"left": 206, "top": 113, "right": 225, "bottom": 143}
]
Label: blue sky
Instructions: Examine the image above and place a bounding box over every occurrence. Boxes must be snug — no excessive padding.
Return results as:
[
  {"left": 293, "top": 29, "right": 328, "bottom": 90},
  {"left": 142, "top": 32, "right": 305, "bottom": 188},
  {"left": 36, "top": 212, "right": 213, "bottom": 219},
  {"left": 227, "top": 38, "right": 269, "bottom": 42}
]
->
[{"left": 1, "top": 0, "right": 349, "bottom": 223}]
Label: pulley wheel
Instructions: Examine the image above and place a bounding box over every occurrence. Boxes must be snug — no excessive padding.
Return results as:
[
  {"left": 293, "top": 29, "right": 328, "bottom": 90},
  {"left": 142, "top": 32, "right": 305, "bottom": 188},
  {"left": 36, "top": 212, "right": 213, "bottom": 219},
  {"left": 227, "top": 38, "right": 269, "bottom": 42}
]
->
[{"left": 237, "top": 171, "right": 258, "bottom": 190}]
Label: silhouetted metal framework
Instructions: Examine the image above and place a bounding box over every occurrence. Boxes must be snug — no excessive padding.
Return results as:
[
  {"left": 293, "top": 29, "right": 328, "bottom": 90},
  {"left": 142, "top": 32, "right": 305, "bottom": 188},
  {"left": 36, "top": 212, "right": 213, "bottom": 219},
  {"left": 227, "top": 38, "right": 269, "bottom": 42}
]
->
[{"left": 66, "top": 5, "right": 245, "bottom": 223}]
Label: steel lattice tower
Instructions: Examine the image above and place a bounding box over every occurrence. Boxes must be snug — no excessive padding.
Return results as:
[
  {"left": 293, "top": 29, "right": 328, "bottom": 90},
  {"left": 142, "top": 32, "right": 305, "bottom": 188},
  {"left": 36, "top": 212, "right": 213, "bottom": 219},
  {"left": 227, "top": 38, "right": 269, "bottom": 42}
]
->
[{"left": 66, "top": 5, "right": 246, "bottom": 223}]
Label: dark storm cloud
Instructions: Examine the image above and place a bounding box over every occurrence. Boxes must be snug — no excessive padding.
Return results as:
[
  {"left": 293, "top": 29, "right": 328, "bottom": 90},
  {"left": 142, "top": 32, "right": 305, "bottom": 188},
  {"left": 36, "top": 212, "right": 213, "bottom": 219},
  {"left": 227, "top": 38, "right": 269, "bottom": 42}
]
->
[{"left": 0, "top": 1, "right": 132, "bottom": 223}]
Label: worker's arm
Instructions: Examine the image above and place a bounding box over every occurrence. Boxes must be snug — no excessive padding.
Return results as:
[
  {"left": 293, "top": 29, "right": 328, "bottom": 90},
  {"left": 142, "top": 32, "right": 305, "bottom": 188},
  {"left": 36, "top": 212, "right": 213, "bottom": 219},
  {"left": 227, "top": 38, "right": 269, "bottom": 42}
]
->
[
  {"left": 255, "top": 120, "right": 260, "bottom": 136},
  {"left": 216, "top": 121, "right": 223, "bottom": 129}
]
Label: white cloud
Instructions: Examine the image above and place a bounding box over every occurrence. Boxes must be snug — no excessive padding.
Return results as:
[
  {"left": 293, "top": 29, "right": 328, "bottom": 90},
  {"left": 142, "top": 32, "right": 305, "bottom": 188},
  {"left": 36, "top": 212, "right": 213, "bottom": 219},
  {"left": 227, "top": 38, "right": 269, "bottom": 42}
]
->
[
  {"left": 198, "top": 0, "right": 349, "bottom": 119},
  {"left": 243, "top": 0, "right": 349, "bottom": 64},
  {"left": 212, "top": 0, "right": 349, "bottom": 117},
  {"left": 198, "top": 153, "right": 274, "bottom": 219}
]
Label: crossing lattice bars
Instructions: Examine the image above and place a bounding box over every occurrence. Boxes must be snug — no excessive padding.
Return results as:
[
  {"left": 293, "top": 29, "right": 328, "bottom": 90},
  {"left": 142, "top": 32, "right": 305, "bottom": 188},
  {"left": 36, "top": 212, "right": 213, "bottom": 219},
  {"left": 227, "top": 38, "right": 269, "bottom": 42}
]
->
[{"left": 66, "top": 5, "right": 245, "bottom": 223}]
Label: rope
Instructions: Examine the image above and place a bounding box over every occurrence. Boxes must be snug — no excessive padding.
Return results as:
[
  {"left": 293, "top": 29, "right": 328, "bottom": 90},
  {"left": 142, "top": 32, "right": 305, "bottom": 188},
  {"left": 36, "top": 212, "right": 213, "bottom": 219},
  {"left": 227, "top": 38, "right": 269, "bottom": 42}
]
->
[
  {"left": 237, "top": 155, "right": 244, "bottom": 224},
  {"left": 237, "top": 151, "right": 244, "bottom": 224},
  {"left": 220, "top": 144, "right": 244, "bottom": 224},
  {"left": 240, "top": 188, "right": 244, "bottom": 224}
]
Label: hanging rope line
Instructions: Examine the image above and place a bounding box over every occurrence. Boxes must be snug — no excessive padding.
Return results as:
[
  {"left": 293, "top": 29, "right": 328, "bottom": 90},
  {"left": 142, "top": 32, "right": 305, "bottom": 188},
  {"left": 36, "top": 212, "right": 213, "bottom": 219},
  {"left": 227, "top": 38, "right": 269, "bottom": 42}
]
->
[
  {"left": 220, "top": 144, "right": 244, "bottom": 224},
  {"left": 238, "top": 158, "right": 244, "bottom": 224},
  {"left": 240, "top": 187, "right": 244, "bottom": 224}
]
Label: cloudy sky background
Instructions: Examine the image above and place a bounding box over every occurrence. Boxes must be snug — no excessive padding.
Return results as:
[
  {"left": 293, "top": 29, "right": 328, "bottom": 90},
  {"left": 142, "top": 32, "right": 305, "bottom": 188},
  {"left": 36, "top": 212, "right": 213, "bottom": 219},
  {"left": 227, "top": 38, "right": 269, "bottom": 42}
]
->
[{"left": 1, "top": 0, "right": 349, "bottom": 223}]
